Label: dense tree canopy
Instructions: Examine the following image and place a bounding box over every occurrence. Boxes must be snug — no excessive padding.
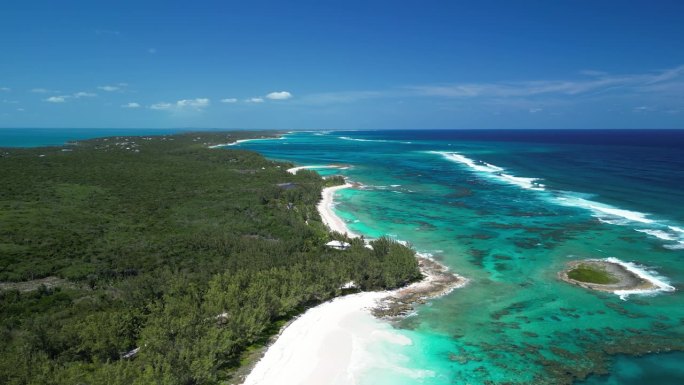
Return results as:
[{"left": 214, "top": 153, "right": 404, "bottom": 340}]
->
[{"left": 0, "top": 132, "right": 421, "bottom": 384}]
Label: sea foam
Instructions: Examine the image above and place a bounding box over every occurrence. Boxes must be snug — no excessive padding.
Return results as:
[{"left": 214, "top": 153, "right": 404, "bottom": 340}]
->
[
  {"left": 339, "top": 136, "right": 412, "bottom": 144},
  {"left": 431, "top": 151, "right": 545, "bottom": 191},
  {"left": 554, "top": 194, "right": 654, "bottom": 224},
  {"left": 429, "top": 150, "right": 684, "bottom": 250},
  {"left": 669, "top": 226, "right": 684, "bottom": 234},
  {"left": 339, "top": 136, "right": 390, "bottom": 143},
  {"left": 429, "top": 151, "right": 655, "bottom": 225},
  {"left": 635, "top": 229, "right": 677, "bottom": 241},
  {"left": 602, "top": 257, "right": 676, "bottom": 300}
]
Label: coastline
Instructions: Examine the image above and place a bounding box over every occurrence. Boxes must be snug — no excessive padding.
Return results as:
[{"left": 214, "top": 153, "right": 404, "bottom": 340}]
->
[
  {"left": 242, "top": 291, "right": 395, "bottom": 385},
  {"left": 316, "top": 183, "right": 358, "bottom": 237},
  {"left": 209, "top": 136, "right": 284, "bottom": 149},
  {"left": 243, "top": 182, "right": 465, "bottom": 384},
  {"left": 287, "top": 165, "right": 342, "bottom": 174},
  {"left": 374, "top": 255, "right": 467, "bottom": 319}
]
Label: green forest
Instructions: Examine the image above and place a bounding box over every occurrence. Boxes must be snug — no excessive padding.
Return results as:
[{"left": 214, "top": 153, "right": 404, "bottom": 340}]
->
[{"left": 0, "top": 132, "right": 421, "bottom": 385}]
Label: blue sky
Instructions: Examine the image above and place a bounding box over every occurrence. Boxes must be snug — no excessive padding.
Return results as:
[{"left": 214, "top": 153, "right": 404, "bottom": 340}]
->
[{"left": 1, "top": 0, "right": 683, "bottom": 129}]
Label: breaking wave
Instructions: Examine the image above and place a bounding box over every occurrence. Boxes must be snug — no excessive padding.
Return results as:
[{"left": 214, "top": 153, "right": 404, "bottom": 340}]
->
[
  {"left": 430, "top": 151, "right": 684, "bottom": 250},
  {"left": 603, "top": 257, "right": 676, "bottom": 300},
  {"left": 339, "top": 136, "right": 413, "bottom": 144},
  {"left": 430, "top": 151, "right": 545, "bottom": 191}
]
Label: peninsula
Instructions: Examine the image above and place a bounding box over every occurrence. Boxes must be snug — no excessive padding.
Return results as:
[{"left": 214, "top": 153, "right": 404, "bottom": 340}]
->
[{"left": 0, "top": 132, "right": 422, "bottom": 385}]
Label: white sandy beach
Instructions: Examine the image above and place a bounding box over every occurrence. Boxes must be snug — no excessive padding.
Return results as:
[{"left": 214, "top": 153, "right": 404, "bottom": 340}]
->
[
  {"left": 209, "top": 137, "right": 284, "bottom": 149},
  {"left": 244, "top": 183, "right": 414, "bottom": 385},
  {"left": 242, "top": 183, "right": 463, "bottom": 385},
  {"left": 287, "top": 165, "right": 341, "bottom": 174},
  {"left": 316, "top": 184, "right": 358, "bottom": 237},
  {"left": 242, "top": 291, "right": 415, "bottom": 385}
]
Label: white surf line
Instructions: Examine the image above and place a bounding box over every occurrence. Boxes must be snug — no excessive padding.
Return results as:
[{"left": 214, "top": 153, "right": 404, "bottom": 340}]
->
[
  {"left": 287, "top": 165, "right": 342, "bottom": 174},
  {"left": 635, "top": 229, "right": 677, "bottom": 241},
  {"left": 602, "top": 257, "right": 676, "bottom": 300},
  {"left": 429, "top": 151, "right": 545, "bottom": 191},
  {"left": 429, "top": 150, "right": 684, "bottom": 243},
  {"left": 208, "top": 136, "right": 285, "bottom": 148},
  {"left": 664, "top": 226, "right": 684, "bottom": 250},
  {"left": 339, "top": 136, "right": 390, "bottom": 143},
  {"left": 553, "top": 195, "right": 684, "bottom": 249},
  {"left": 555, "top": 194, "right": 655, "bottom": 224},
  {"left": 339, "top": 136, "right": 413, "bottom": 144}
]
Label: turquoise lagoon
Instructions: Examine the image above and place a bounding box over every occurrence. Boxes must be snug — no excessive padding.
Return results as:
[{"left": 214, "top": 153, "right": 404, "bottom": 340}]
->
[{"left": 235, "top": 130, "right": 684, "bottom": 385}]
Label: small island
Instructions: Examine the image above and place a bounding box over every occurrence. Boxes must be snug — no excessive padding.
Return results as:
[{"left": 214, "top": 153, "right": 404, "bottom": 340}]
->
[{"left": 559, "top": 259, "right": 656, "bottom": 293}]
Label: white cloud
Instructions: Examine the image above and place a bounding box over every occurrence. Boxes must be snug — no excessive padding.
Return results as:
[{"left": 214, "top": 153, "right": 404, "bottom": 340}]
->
[
  {"left": 97, "top": 83, "right": 128, "bottom": 92},
  {"left": 39, "top": 92, "right": 96, "bottom": 102},
  {"left": 45, "top": 96, "right": 68, "bottom": 103},
  {"left": 122, "top": 102, "right": 141, "bottom": 108},
  {"left": 148, "top": 48, "right": 157, "bottom": 54},
  {"left": 73, "top": 91, "right": 97, "bottom": 98},
  {"left": 0, "top": 87, "right": 10, "bottom": 92},
  {"left": 177, "top": 98, "right": 210, "bottom": 108},
  {"left": 246, "top": 97, "right": 264, "bottom": 103},
  {"left": 407, "top": 65, "right": 684, "bottom": 99},
  {"left": 221, "top": 98, "right": 238, "bottom": 103},
  {"left": 31, "top": 88, "right": 58, "bottom": 93},
  {"left": 150, "top": 102, "right": 172, "bottom": 110},
  {"left": 17, "top": 108, "right": 25, "bottom": 112},
  {"left": 150, "top": 98, "right": 210, "bottom": 111},
  {"left": 294, "top": 65, "right": 684, "bottom": 114},
  {"left": 299, "top": 90, "right": 385, "bottom": 105},
  {"left": 266, "top": 91, "right": 293, "bottom": 100},
  {"left": 579, "top": 70, "right": 608, "bottom": 77}
]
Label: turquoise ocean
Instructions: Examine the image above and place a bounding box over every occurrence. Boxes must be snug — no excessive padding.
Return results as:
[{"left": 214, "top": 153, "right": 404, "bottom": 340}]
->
[
  {"left": 3, "top": 128, "right": 683, "bottom": 384},
  {"left": 234, "top": 130, "right": 684, "bottom": 385}
]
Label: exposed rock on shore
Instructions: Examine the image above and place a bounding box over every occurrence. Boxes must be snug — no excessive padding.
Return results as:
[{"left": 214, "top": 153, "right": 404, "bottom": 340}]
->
[{"left": 373, "top": 256, "right": 467, "bottom": 319}]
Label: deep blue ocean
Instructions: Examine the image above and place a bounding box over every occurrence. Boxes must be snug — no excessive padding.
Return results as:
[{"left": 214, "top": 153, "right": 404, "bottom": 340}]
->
[{"left": 3, "top": 128, "right": 683, "bottom": 384}]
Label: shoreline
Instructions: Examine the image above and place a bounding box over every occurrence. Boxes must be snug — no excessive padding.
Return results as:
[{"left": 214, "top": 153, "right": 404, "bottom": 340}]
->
[
  {"left": 242, "top": 182, "right": 466, "bottom": 384},
  {"left": 316, "top": 183, "right": 358, "bottom": 237},
  {"left": 374, "top": 255, "right": 467, "bottom": 319},
  {"left": 287, "top": 164, "right": 343, "bottom": 174},
  {"left": 208, "top": 136, "right": 284, "bottom": 149}
]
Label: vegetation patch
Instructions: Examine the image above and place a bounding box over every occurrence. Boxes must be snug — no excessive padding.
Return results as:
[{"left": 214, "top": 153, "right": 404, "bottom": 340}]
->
[
  {"left": 567, "top": 264, "right": 619, "bottom": 284},
  {"left": 0, "top": 132, "right": 421, "bottom": 385}
]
